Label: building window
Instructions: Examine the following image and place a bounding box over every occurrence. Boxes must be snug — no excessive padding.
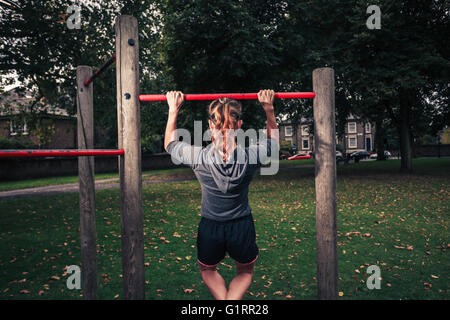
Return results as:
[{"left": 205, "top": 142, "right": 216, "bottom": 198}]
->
[
  {"left": 348, "top": 122, "right": 357, "bottom": 134},
  {"left": 285, "top": 126, "right": 293, "bottom": 137},
  {"left": 366, "top": 137, "right": 372, "bottom": 151},
  {"left": 301, "top": 125, "right": 309, "bottom": 136},
  {"left": 9, "top": 119, "right": 28, "bottom": 136},
  {"left": 302, "top": 138, "right": 309, "bottom": 150},
  {"left": 348, "top": 136, "right": 357, "bottom": 148},
  {"left": 365, "top": 123, "right": 371, "bottom": 133},
  {"left": 285, "top": 137, "right": 293, "bottom": 145}
]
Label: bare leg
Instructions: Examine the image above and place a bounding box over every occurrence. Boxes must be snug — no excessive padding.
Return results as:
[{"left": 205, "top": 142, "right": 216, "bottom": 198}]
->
[
  {"left": 199, "top": 263, "right": 227, "bottom": 300},
  {"left": 226, "top": 261, "right": 255, "bottom": 300}
]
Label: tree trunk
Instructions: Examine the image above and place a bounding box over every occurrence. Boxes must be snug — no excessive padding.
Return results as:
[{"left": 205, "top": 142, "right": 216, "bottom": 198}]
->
[
  {"left": 375, "top": 105, "right": 386, "bottom": 161},
  {"left": 399, "top": 91, "right": 413, "bottom": 173}
]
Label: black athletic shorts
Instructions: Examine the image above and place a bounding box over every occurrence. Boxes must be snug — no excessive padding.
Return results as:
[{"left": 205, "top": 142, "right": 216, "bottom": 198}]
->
[{"left": 197, "top": 214, "right": 259, "bottom": 267}]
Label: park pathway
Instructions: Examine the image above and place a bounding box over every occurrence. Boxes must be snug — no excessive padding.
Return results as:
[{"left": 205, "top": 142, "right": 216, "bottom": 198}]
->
[
  {"left": 0, "top": 165, "right": 315, "bottom": 200},
  {"left": 0, "top": 176, "right": 197, "bottom": 200}
]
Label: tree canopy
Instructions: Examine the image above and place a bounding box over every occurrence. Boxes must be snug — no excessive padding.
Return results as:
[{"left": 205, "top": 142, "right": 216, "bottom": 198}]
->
[{"left": 1, "top": 0, "right": 448, "bottom": 169}]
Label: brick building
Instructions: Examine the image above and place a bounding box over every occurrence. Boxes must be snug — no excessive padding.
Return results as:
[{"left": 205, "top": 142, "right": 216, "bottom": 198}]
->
[
  {"left": 278, "top": 114, "right": 376, "bottom": 156},
  {"left": 341, "top": 114, "right": 376, "bottom": 154},
  {"left": 0, "top": 88, "right": 76, "bottom": 149}
]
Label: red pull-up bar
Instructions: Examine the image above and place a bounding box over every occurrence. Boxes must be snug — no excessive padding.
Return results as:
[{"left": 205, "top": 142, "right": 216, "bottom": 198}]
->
[
  {"left": 83, "top": 54, "right": 117, "bottom": 86},
  {"left": 0, "top": 149, "right": 124, "bottom": 158},
  {"left": 139, "top": 92, "right": 316, "bottom": 102}
]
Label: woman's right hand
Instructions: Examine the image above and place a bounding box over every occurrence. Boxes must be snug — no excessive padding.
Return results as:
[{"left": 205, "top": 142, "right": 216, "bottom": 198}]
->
[
  {"left": 257, "top": 89, "right": 275, "bottom": 112},
  {"left": 166, "top": 91, "right": 184, "bottom": 114}
]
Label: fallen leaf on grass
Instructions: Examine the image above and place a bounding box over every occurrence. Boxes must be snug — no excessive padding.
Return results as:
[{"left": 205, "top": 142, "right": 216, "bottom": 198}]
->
[
  {"left": 393, "top": 245, "right": 413, "bottom": 250},
  {"left": 184, "top": 289, "right": 194, "bottom": 293},
  {"left": 345, "top": 231, "right": 360, "bottom": 237},
  {"left": 220, "top": 262, "right": 233, "bottom": 269},
  {"left": 159, "top": 236, "right": 170, "bottom": 244},
  {"left": 20, "top": 289, "right": 30, "bottom": 294}
]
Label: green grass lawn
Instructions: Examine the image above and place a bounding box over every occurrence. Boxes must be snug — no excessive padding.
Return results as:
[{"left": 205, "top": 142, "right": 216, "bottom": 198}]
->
[
  {"left": 0, "top": 168, "right": 193, "bottom": 192},
  {"left": 0, "top": 158, "right": 448, "bottom": 299},
  {"left": 0, "top": 159, "right": 314, "bottom": 192},
  {"left": 0, "top": 172, "right": 118, "bottom": 192}
]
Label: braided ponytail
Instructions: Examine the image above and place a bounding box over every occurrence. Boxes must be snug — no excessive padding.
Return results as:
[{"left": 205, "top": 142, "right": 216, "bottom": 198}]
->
[{"left": 208, "top": 98, "right": 242, "bottom": 162}]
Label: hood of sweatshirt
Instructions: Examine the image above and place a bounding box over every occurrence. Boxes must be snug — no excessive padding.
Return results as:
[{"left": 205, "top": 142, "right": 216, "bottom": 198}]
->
[{"left": 205, "top": 144, "right": 249, "bottom": 193}]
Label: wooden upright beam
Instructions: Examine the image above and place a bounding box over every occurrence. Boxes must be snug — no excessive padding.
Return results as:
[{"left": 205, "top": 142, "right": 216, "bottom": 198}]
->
[
  {"left": 313, "top": 67, "right": 338, "bottom": 300},
  {"left": 115, "top": 15, "right": 145, "bottom": 300},
  {"left": 76, "top": 65, "right": 97, "bottom": 300}
]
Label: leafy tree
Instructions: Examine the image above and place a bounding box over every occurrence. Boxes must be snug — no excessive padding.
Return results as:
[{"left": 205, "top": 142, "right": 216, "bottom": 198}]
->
[
  {"left": 2, "top": 0, "right": 448, "bottom": 165},
  {"left": 283, "top": 0, "right": 449, "bottom": 171},
  {"left": 147, "top": 0, "right": 288, "bottom": 139},
  {"left": 0, "top": 0, "right": 159, "bottom": 149}
]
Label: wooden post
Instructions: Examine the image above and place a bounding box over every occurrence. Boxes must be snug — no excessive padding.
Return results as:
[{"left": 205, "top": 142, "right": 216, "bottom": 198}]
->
[
  {"left": 115, "top": 15, "right": 145, "bottom": 300},
  {"left": 313, "top": 68, "right": 338, "bottom": 300},
  {"left": 76, "top": 66, "right": 97, "bottom": 300}
]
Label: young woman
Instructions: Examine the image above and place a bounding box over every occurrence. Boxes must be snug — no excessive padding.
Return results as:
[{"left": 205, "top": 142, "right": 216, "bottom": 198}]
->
[{"left": 164, "top": 90, "right": 279, "bottom": 300}]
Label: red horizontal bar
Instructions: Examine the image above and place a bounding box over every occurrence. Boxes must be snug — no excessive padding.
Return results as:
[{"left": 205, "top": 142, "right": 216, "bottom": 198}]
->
[
  {"left": 0, "top": 149, "right": 124, "bottom": 158},
  {"left": 139, "top": 92, "right": 316, "bottom": 102},
  {"left": 84, "top": 53, "right": 117, "bottom": 86}
]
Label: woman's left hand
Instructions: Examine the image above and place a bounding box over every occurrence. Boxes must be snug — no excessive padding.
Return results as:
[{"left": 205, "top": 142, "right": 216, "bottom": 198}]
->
[{"left": 166, "top": 91, "right": 184, "bottom": 113}]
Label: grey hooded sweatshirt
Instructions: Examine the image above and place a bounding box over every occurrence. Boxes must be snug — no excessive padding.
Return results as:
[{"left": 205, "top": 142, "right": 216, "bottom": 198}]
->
[{"left": 166, "top": 139, "right": 274, "bottom": 221}]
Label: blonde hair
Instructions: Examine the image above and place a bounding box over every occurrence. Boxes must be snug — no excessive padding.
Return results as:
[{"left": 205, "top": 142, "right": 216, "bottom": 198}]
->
[{"left": 208, "top": 97, "right": 242, "bottom": 162}]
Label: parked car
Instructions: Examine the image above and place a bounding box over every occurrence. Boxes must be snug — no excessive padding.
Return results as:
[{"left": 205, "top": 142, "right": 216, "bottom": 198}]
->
[
  {"left": 370, "top": 151, "right": 391, "bottom": 159},
  {"left": 308, "top": 151, "right": 344, "bottom": 162},
  {"left": 279, "top": 151, "right": 291, "bottom": 160},
  {"left": 350, "top": 151, "right": 371, "bottom": 160},
  {"left": 288, "top": 153, "right": 312, "bottom": 160}
]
